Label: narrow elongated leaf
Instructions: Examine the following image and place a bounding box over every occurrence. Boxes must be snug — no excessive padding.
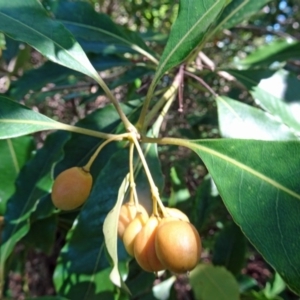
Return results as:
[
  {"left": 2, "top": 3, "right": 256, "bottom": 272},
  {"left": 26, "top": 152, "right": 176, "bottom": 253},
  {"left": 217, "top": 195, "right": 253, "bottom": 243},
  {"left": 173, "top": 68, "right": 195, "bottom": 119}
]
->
[
  {"left": 216, "top": 96, "right": 297, "bottom": 140},
  {"left": 0, "top": 96, "right": 107, "bottom": 139},
  {"left": 0, "top": 0, "right": 100, "bottom": 82},
  {"left": 215, "top": 0, "right": 272, "bottom": 31},
  {"left": 53, "top": 1, "right": 155, "bottom": 60},
  {"left": 0, "top": 136, "right": 34, "bottom": 214},
  {"left": 153, "top": 0, "right": 226, "bottom": 86},
  {"left": 0, "top": 96, "right": 63, "bottom": 138},
  {"left": 237, "top": 40, "right": 300, "bottom": 68},
  {"left": 190, "top": 264, "right": 240, "bottom": 300},
  {"left": 183, "top": 139, "right": 300, "bottom": 294},
  {"left": 103, "top": 174, "right": 130, "bottom": 292}
]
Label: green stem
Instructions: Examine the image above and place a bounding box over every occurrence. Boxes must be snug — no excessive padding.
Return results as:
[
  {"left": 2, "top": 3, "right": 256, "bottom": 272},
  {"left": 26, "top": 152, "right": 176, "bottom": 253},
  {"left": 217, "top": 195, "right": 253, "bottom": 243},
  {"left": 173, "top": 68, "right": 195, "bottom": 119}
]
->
[
  {"left": 136, "top": 78, "right": 157, "bottom": 132},
  {"left": 84, "top": 133, "right": 130, "bottom": 171},
  {"left": 94, "top": 76, "right": 136, "bottom": 133},
  {"left": 131, "top": 135, "right": 166, "bottom": 217},
  {"left": 137, "top": 68, "right": 184, "bottom": 132}
]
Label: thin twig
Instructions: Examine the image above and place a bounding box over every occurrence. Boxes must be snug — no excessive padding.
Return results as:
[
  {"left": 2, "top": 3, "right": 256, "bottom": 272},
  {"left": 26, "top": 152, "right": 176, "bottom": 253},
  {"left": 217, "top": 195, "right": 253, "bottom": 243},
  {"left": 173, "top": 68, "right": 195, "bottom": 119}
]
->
[{"left": 184, "top": 71, "right": 218, "bottom": 97}]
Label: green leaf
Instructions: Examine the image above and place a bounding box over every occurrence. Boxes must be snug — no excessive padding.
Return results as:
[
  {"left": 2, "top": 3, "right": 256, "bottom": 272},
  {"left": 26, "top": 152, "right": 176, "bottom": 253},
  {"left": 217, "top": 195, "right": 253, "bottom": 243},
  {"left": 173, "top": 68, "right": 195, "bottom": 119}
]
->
[
  {"left": 53, "top": 1, "right": 155, "bottom": 61},
  {"left": 53, "top": 266, "right": 116, "bottom": 300},
  {"left": 212, "top": 222, "right": 247, "bottom": 275},
  {"left": 237, "top": 40, "right": 300, "bottom": 69},
  {"left": 0, "top": 131, "right": 68, "bottom": 279},
  {"left": 0, "top": 0, "right": 100, "bottom": 82},
  {"left": 8, "top": 61, "right": 78, "bottom": 100},
  {"left": 0, "top": 96, "right": 109, "bottom": 139},
  {"left": 0, "top": 96, "right": 63, "bottom": 138},
  {"left": 190, "top": 264, "right": 240, "bottom": 300},
  {"left": 185, "top": 139, "right": 300, "bottom": 294},
  {"left": 215, "top": 0, "right": 272, "bottom": 31},
  {"left": 152, "top": 0, "right": 226, "bottom": 86},
  {"left": 22, "top": 214, "right": 57, "bottom": 254},
  {"left": 216, "top": 96, "right": 298, "bottom": 140},
  {"left": 257, "top": 69, "right": 300, "bottom": 103},
  {"left": 251, "top": 88, "right": 300, "bottom": 134},
  {"left": 103, "top": 175, "right": 130, "bottom": 292},
  {"left": 0, "top": 136, "right": 34, "bottom": 215}
]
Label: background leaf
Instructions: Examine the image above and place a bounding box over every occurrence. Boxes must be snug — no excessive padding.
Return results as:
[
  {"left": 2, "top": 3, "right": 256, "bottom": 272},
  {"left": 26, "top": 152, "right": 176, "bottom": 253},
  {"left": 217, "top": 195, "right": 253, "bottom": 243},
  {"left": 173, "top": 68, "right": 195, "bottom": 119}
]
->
[
  {"left": 0, "top": 96, "right": 63, "bottom": 138},
  {"left": 190, "top": 264, "right": 240, "bottom": 300},
  {"left": 0, "top": 131, "right": 68, "bottom": 273},
  {"left": 0, "top": 0, "right": 100, "bottom": 82},
  {"left": 152, "top": 0, "right": 226, "bottom": 86},
  {"left": 215, "top": 0, "right": 272, "bottom": 31},
  {"left": 216, "top": 96, "right": 297, "bottom": 140},
  {"left": 0, "top": 136, "right": 34, "bottom": 214},
  {"left": 186, "top": 139, "right": 300, "bottom": 294},
  {"left": 212, "top": 222, "right": 247, "bottom": 275},
  {"left": 52, "top": 1, "right": 154, "bottom": 59},
  {"left": 237, "top": 40, "right": 300, "bottom": 69}
]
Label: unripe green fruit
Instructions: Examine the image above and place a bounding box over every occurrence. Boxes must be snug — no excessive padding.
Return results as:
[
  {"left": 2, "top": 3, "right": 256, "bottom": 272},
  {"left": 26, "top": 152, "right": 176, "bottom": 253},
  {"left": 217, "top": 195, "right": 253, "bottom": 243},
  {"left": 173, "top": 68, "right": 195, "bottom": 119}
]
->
[
  {"left": 51, "top": 167, "right": 92, "bottom": 210},
  {"left": 122, "top": 213, "right": 148, "bottom": 256},
  {"left": 118, "top": 203, "right": 149, "bottom": 239},
  {"left": 134, "top": 215, "right": 164, "bottom": 272},
  {"left": 155, "top": 220, "right": 201, "bottom": 274}
]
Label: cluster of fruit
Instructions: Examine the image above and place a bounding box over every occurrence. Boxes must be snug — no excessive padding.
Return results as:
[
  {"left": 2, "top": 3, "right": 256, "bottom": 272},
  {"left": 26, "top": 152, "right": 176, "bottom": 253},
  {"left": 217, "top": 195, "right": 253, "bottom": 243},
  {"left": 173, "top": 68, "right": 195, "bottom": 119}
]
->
[
  {"left": 118, "top": 203, "right": 201, "bottom": 274},
  {"left": 50, "top": 166, "right": 202, "bottom": 275}
]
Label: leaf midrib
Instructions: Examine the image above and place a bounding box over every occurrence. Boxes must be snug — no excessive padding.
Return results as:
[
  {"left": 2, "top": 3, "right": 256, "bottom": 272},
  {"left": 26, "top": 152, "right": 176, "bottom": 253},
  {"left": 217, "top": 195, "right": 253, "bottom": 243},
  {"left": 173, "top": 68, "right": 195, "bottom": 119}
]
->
[
  {"left": 155, "top": 0, "right": 224, "bottom": 79},
  {"left": 0, "top": 11, "right": 97, "bottom": 78}
]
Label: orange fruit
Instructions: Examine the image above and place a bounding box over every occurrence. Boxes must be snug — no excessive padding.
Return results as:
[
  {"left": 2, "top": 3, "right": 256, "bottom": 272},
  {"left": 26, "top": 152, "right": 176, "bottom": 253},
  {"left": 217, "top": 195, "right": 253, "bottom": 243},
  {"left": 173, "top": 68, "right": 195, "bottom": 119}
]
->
[
  {"left": 118, "top": 203, "right": 149, "bottom": 238},
  {"left": 155, "top": 220, "right": 201, "bottom": 273},
  {"left": 122, "top": 212, "right": 148, "bottom": 256},
  {"left": 51, "top": 167, "right": 92, "bottom": 210},
  {"left": 134, "top": 215, "right": 164, "bottom": 272}
]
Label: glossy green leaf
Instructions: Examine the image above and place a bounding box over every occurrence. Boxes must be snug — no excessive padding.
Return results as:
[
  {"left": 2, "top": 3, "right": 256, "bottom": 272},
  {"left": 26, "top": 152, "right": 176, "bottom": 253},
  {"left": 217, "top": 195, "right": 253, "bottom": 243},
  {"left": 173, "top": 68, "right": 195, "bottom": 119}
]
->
[
  {"left": 237, "top": 40, "right": 300, "bottom": 68},
  {"left": 103, "top": 175, "right": 130, "bottom": 292},
  {"left": 0, "top": 0, "right": 100, "bottom": 82},
  {"left": 184, "top": 139, "right": 300, "bottom": 294},
  {"left": 190, "top": 264, "right": 240, "bottom": 300},
  {"left": 152, "top": 0, "right": 226, "bottom": 86},
  {"left": 216, "top": 96, "right": 297, "bottom": 140},
  {"left": 53, "top": 1, "right": 155, "bottom": 62},
  {"left": 0, "top": 136, "right": 34, "bottom": 215},
  {"left": 212, "top": 222, "right": 247, "bottom": 275},
  {"left": 251, "top": 88, "right": 300, "bottom": 134},
  {"left": 215, "top": 0, "right": 272, "bottom": 31},
  {"left": 0, "top": 96, "right": 64, "bottom": 138},
  {"left": 0, "top": 131, "right": 68, "bottom": 280},
  {"left": 0, "top": 96, "right": 109, "bottom": 139}
]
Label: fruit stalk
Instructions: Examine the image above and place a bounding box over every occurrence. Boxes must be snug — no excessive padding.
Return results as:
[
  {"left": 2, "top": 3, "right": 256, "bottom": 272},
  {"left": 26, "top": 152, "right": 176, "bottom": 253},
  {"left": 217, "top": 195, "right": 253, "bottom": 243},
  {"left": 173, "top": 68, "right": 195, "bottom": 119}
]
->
[
  {"left": 84, "top": 133, "right": 130, "bottom": 172},
  {"left": 131, "top": 135, "right": 166, "bottom": 217}
]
